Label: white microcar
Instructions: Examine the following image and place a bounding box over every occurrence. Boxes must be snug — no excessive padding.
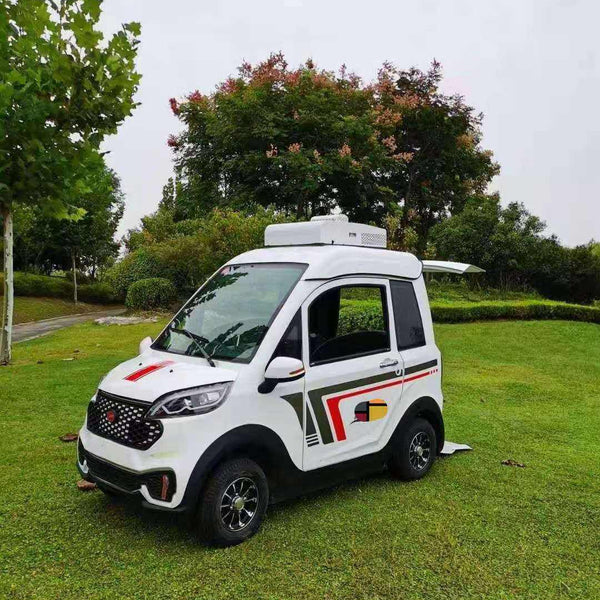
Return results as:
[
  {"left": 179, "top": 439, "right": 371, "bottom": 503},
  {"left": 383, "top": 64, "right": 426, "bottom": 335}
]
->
[{"left": 77, "top": 215, "right": 482, "bottom": 546}]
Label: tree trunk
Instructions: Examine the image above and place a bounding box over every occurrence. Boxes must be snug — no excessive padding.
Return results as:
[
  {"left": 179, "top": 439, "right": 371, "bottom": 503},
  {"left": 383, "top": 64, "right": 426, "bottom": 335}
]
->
[
  {"left": 1, "top": 204, "right": 14, "bottom": 365},
  {"left": 72, "top": 251, "right": 78, "bottom": 304}
]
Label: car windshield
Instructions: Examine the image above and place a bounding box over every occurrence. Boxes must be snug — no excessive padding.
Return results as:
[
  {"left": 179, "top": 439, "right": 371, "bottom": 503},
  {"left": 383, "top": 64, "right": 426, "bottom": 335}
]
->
[{"left": 152, "top": 263, "right": 306, "bottom": 363}]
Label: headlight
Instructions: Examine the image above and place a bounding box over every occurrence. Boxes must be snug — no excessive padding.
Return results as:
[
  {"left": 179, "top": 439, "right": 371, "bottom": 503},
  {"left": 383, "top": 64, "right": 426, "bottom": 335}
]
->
[{"left": 147, "top": 382, "right": 232, "bottom": 419}]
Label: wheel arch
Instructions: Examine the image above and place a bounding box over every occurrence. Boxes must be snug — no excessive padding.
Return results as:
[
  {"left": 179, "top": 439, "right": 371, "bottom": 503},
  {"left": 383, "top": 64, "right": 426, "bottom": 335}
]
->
[
  {"left": 180, "top": 424, "right": 299, "bottom": 511},
  {"left": 392, "top": 396, "right": 445, "bottom": 455}
]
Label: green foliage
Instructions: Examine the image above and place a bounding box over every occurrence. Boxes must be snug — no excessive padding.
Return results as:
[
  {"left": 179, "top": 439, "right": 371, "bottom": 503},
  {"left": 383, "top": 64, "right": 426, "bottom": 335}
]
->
[
  {"left": 425, "top": 279, "right": 541, "bottom": 303},
  {"left": 430, "top": 300, "right": 600, "bottom": 324},
  {"left": 108, "top": 207, "right": 290, "bottom": 298},
  {"left": 103, "top": 247, "right": 166, "bottom": 299},
  {"left": 1, "top": 271, "right": 116, "bottom": 303},
  {"left": 0, "top": 0, "right": 141, "bottom": 213},
  {"left": 339, "top": 297, "right": 600, "bottom": 331},
  {"left": 430, "top": 196, "right": 600, "bottom": 303},
  {"left": 168, "top": 55, "right": 497, "bottom": 248},
  {"left": 125, "top": 278, "right": 176, "bottom": 310},
  {"left": 12, "top": 155, "right": 124, "bottom": 276}
]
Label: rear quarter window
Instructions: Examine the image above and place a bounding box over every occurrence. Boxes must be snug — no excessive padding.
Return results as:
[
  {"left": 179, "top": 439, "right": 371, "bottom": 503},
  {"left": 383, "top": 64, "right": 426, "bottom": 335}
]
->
[{"left": 390, "top": 280, "right": 425, "bottom": 350}]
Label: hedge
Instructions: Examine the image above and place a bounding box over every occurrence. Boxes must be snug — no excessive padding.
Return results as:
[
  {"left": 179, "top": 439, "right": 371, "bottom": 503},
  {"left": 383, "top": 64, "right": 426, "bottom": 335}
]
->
[
  {"left": 125, "top": 278, "right": 176, "bottom": 310},
  {"left": 338, "top": 299, "right": 600, "bottom": 332},
  {"left": 0, "top": 272, "right": 117, "bottom": 304}
]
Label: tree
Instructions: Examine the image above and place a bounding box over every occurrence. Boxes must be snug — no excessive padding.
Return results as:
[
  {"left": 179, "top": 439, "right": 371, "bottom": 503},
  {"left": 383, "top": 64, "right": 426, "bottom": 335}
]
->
[
  {"left": 428, "top": 195, "right": 598, "bottom": 300},
  {"left": 0, "top": 0, "right": 140, "bottom": 363},
  {"left": 372, "top": 61, "right": 499, "bottom": 253},
  {"left": 12, "top": 153, "right": 125, "bottom": 299},
  {"left": 169, "top": 54, "right": 387, "bottom": 223},
  {"left": 167, "top": 56, "right": 498, "bottom": 251}
]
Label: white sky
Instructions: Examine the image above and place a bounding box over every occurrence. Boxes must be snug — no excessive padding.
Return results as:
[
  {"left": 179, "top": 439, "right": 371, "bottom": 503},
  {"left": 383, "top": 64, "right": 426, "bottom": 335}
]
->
[{"left": 100, "top": 0, "right": 599, "bottom": 246}]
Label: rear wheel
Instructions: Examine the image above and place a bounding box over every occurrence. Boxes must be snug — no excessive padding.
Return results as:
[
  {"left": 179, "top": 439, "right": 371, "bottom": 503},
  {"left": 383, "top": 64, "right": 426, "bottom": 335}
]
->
[
  {"left": 195, "top": 458, "right": 269, "bottom": 547},
  {"left": 389, "top": 418, "right": 436, "bottom": 480}
]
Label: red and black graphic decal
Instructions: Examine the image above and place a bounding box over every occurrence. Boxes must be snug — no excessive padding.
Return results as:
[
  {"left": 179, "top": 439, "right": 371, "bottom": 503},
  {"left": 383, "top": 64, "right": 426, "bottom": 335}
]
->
[{"left": 124, "top": 360, "right": 175, "bottom": 382}]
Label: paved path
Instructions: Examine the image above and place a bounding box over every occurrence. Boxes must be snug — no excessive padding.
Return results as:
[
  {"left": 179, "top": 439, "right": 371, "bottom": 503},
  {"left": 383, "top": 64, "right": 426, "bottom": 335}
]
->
[{"left": 13, "top": 308, "right": 126, "bottom": 343}]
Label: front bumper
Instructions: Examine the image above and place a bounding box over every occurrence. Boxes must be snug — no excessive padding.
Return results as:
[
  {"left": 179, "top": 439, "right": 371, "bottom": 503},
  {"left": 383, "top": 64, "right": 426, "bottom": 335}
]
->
[{"left": 77, "top": 439, "right": 184, "bottom": 511}]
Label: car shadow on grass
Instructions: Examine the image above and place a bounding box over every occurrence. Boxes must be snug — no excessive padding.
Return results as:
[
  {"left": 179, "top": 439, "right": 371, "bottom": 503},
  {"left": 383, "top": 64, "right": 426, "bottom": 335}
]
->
[{"left": 79, "top": 470, "right": 397, "bottom": 549}]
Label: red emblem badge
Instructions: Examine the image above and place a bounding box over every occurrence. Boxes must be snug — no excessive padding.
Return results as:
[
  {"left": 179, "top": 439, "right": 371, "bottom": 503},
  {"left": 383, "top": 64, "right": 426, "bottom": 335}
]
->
[{"left": 106, "top": 409, "right": 117, "bottom": 424}]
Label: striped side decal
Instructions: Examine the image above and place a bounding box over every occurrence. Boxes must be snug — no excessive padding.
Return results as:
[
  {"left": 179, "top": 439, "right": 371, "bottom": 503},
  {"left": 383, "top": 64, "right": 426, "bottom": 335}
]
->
[
  {"left": 281, "top": 359, "right": 438, "bottom": 446},
  {"left": 124, "top": 360, "right": 174, "bottom": 382},
  {"left": 306, "top": 433, "right": 319, "bottom": 447},
  {"left": 310, "top": 359, "right": 438, "bottom": 445}
]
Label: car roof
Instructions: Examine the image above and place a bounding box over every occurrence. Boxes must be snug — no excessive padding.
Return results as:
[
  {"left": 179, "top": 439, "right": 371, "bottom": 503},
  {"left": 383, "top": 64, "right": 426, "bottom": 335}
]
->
[{"left": 227, "top": 245, "right": 423, "bottom": 280}]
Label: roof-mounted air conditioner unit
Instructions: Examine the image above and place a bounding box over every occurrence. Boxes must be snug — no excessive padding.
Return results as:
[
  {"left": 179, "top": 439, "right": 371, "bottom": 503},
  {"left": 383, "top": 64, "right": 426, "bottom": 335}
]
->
[{"left": 264, "top": 214, "right": 387, "bottom": 248}]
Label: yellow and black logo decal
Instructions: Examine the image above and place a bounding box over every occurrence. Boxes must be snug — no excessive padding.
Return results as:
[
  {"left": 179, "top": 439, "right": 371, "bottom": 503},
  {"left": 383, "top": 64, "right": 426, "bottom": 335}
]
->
[{"left": 352, "top": 399, "right": 388, "bottom": 423}]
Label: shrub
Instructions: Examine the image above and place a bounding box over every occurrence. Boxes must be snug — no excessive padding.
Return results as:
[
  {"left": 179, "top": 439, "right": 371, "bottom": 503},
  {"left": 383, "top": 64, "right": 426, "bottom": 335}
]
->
[
  {"left": 430, "top": 301, "right": 600, "bottom": 324},
  {"left": 77, "top": 283, "right": 117, "bottom": 304},
  {"left": 0, "top": 272, "right": 117, "bottom": 303},
  {"left": 103, "top": 248, "right": 165, "bottom": 300},
  {"left": 104, "top": 207, "right": 293, "bottom": 299},
  {"left": 125, "top": 278, "right": 176, "bottom": 310},
  {"left": 338, "top": 299, "right": 600, "bottom": 331}
]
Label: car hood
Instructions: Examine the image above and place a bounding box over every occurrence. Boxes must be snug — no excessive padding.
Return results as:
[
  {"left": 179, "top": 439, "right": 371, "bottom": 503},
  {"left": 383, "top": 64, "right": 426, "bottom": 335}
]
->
[{"left": 98, "top": 352, "right": 237, "bottom": 403}]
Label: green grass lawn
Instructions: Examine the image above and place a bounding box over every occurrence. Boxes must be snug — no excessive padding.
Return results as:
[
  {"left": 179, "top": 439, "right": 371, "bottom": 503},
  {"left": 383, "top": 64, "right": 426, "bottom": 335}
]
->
[
  {"left": 1, "top": 319, "right": 599, "bottom": 599},
  {"left": 10, "top": 296, "right": 118, "bottom": 324}
]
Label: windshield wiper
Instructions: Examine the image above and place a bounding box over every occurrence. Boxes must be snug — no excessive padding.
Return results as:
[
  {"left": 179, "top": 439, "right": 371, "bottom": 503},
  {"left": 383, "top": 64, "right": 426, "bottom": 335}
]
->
[{"left": 168, "top": 325, "right": 216, "bottom": 368}]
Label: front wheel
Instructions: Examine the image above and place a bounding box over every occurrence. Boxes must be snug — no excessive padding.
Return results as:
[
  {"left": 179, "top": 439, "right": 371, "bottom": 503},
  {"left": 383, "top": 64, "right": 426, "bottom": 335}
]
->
[
  {"left": 389, "top": 417, "right": 436, "bottom": 481},
  {"left": 195, "top": 458, "right": 269, "bottom": 547}
]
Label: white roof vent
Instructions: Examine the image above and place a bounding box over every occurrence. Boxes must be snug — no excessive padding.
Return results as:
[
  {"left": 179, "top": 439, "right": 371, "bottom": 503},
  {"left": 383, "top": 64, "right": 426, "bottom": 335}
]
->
[
  {"left": 265, "top": 214, "right": 387, "bottom": 248},
  {"left": 310, "top": 214, "right": 349, "bottom": 223}
]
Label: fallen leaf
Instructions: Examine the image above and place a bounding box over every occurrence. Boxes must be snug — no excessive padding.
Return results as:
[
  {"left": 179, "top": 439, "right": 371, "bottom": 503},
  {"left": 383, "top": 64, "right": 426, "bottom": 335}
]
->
[
  {"left": 76, "top": 479, "right": 97, "bottom": 491},
  {"left": 59, "top": 433, "right": 78, "bottom": 443},
  {"left": 62, "top": 357, "right": 74, "bottom": 361},
  {"left": 502, "top": 459, "right": 526, "bottom": 468},
  {"left": 37, "top": 360, "right": 43, "bottom": 364},
  {"left": 73, "top": 349, "right": 80, "bottom": 353}
]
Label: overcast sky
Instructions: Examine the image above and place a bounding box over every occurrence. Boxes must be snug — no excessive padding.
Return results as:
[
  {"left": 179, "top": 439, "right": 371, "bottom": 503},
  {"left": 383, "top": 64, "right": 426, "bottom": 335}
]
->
[{"left": 99, "top": 0, "right": 598, "bottom": 247}]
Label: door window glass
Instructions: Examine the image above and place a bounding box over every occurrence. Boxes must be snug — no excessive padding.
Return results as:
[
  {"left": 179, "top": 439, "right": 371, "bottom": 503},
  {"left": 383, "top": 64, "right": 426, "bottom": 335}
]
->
[
  {"left": 271, "top": 310, "right": 302, "bottom": 361},
  {"left": 390, "top": 280, "right": 425, "bottom": 349},
  {"left": 309, "top": 285, "right": 390, "bottom": 365}
]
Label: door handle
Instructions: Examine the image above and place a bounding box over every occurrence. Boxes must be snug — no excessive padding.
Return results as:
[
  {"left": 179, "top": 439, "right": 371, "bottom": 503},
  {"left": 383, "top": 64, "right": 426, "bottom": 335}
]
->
[{"left": 379, "top": 358, "right": 399, "bottom": 368}]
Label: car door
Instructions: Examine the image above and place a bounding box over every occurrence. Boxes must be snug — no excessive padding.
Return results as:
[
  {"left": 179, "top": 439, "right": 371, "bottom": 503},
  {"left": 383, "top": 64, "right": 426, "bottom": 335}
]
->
[
  {"left": 301, "top": 278, "right": 404, "bottom": 470},
  {"left": 389, "top": 279, "right": 439, "bottom": 408}
]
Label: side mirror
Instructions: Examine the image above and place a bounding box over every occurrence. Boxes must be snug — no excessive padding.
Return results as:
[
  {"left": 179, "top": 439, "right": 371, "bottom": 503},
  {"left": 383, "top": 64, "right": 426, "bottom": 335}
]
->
[
  {"left": 258, "top": 356, "right": 305, "bottom": 394},
  {"left": 139, "top": 336, "right": 153, "bottom": 354}
]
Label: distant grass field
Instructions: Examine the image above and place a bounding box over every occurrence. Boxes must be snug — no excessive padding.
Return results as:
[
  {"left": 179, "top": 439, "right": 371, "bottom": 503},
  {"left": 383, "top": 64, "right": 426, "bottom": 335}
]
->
[
  {"left": 1, "top": 319, "right": 599, "bottom": 599},
  {"left": 9, "top": 297, "right": 117, "bottom": 324}
]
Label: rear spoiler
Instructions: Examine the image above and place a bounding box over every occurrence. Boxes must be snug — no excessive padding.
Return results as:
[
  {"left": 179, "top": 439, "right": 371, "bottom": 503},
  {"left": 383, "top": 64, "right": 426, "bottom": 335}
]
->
[{"left": 421, "top": 260, "right": 485, "bottom": 274}]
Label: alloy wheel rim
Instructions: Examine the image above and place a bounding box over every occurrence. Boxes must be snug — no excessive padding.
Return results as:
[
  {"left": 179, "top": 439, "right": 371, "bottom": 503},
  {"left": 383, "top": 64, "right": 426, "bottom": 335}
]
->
[
  {"left": 408, "top": 431, "right": 431, "bottom": 470},
  {"left": 220, "top": 477, "right": 259, "bottom": 531}
]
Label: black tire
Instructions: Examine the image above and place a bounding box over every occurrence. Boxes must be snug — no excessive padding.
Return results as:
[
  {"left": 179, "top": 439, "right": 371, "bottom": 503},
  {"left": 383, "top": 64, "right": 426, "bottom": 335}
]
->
[
  {"left": 195, "top": 457, "right": 269, "bottom": 547},
  {"left": 389, "top": 417, "right": 436, "bottom": 481}
]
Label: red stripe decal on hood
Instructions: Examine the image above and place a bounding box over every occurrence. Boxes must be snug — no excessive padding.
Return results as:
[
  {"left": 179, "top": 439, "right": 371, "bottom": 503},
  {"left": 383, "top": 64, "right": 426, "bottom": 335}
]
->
[{"left": 124, "top": 360, "right": 175, "bottom": 382}]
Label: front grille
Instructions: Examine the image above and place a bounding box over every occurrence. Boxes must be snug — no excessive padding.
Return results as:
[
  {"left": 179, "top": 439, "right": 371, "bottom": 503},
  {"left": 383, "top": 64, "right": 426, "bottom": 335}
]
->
[
  {"left": 79, "top": 443, "right": 176, "bottom": 501},
  {"left": 87, "top": 390, "right": 163, "bottom": 450}
]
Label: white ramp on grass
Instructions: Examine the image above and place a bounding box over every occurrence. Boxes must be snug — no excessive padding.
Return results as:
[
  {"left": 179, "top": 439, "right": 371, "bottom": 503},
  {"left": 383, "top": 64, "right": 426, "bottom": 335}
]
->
[{"left": 441, "top": 441, "right": 472, "bottom": 455}]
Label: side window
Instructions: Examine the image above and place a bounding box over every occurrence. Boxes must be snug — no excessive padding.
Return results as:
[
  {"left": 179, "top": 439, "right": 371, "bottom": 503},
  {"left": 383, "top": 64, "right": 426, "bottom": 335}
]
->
[
  {"left": 271, "top": 310, "right": 302, "bottom": 361},
  {"left": 309, "top": 285, "right": 390, "bottom": 365},
  {"left": 390, "top": 280, "right": 425, "bottom": 349}
]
